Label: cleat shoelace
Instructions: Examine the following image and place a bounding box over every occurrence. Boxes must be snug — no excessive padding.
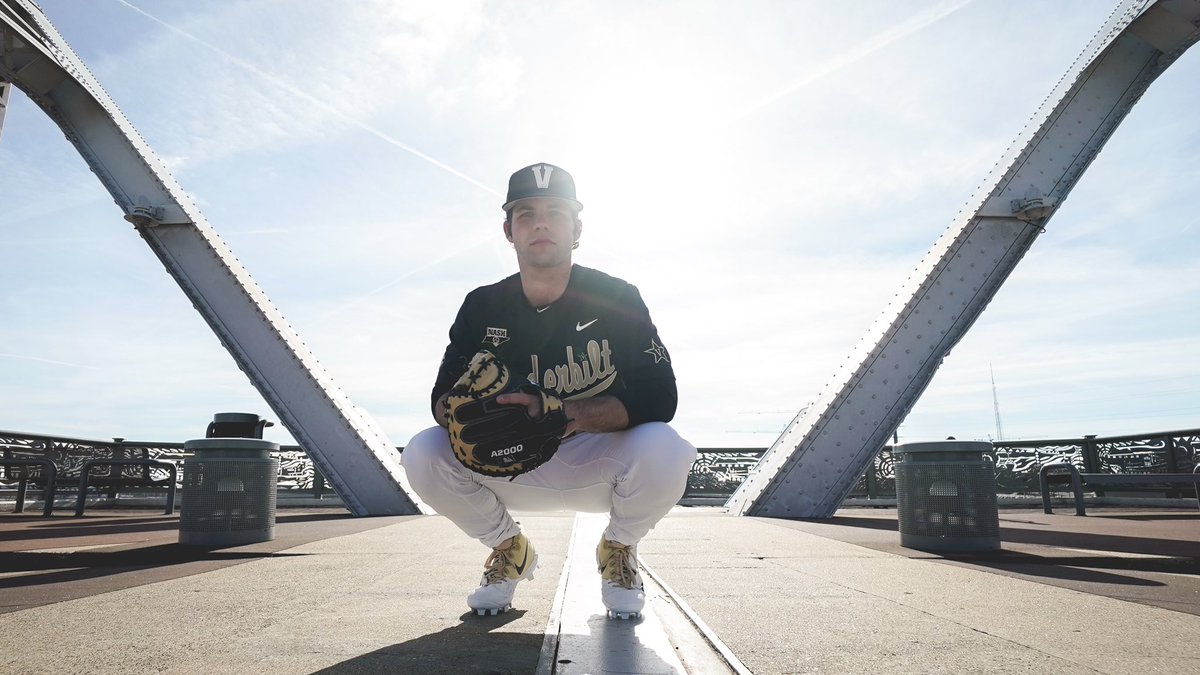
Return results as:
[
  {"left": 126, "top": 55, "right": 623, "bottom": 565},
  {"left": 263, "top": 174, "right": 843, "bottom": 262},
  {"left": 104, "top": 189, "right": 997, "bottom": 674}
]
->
[
  {"left": 480, "top": 546, "right": 513, "bottom": 586},
  {"left": 599, "top": 542, "right": 639, "bottom": 589}
]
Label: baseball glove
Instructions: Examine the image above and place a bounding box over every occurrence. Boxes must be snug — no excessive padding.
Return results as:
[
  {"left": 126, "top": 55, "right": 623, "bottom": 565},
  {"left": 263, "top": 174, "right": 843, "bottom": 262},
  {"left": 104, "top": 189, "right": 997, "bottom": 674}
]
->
[{"left": 445, "top": 350, "right": 568, "bottom": 478}]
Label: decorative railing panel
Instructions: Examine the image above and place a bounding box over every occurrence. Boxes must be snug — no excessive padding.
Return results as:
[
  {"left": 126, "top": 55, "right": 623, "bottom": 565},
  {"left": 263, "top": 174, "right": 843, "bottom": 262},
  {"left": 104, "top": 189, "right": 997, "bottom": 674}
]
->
[
  {"left": 277, "top": 447, "right": 319, "bottom": 491},
  {"left": 685, "top": 448, "right": 766, "bottom": 499},
  {"left": 1098, "top": 437, "right": 1169, "bottom": 474},
  {"left": 3, "top": 427, "right": 1199, "bottom": 502},
  {"left": 2, "top": 432, "right": 114, "bottom": 478},
  {"left": 848, "top": 446, "right": 896, "bottom": 498},
  {"left": 991, "top": 442, "right": 1082, "bottom": 494},
  {"left": 1174, "top": 433, "right": 1200, "bottom": 473}
]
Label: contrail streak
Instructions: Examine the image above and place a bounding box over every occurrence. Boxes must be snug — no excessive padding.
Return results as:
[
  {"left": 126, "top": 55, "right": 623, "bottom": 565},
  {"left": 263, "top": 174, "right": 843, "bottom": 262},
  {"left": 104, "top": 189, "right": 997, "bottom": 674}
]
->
[
  {"left": 109, "top": 0, "right": 514, "bottom": 319},
  {"left": 0, "top": 352, "right": 101, "bottom": 369},
  {"left": 111, "top": 0, "right": 500, "bottom": 198},
  {"left": 317, "top": 233, "right": 495, "bottom": 319},
  {"left": 726, "top": 0, "right": 975, "bottom": 125}
]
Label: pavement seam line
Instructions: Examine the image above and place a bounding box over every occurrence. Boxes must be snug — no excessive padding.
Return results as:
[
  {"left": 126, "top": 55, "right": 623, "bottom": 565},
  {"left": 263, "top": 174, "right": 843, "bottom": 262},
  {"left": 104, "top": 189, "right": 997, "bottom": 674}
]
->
[
  {"left": 639, "top": 558, "right": 753, "bottom": 675},
  {"left": 535, "top": 513, "right": 577, "bottom": 675}
]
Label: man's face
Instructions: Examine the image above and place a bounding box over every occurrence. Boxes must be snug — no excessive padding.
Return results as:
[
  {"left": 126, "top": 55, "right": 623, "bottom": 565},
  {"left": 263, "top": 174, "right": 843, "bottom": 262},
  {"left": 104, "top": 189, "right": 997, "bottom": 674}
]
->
[{"left": 506, "top": 197, "right": 582, "bottom": 269}]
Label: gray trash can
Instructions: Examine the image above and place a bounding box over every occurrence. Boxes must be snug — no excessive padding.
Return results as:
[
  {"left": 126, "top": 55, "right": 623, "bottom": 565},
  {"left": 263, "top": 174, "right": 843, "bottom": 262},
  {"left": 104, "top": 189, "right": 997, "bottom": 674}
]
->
[
  {"left": 180, "top": 437, "right": 279, "bottom": 546},
  {"left": 895, "top": 441, "right": 1000, "bottom": 552}
]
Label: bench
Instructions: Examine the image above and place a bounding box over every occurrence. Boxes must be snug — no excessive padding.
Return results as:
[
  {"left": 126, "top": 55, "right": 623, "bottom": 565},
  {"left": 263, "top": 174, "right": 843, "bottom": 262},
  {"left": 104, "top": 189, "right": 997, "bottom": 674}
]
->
[
  {"left": 0, "top": 457, "right": 57, "bottom": 517},
  {"left": 1039, "top": 462, "right": 1200, "bottom": 515},
  {"left": 73, "top": 459, "right": 178, "bottom": 516}
]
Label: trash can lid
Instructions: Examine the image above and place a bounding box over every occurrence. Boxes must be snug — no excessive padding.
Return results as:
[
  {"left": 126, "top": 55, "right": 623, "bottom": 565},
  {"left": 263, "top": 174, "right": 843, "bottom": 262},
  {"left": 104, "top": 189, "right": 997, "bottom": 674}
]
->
[
  {"left": 894, "top": 441, "right": 992, "bottom": 454},
  {"left": 212, "top": 412, "right": 264, "bottom": 424},
  {"left": 184, "top": 438, "right": 280, "bottom": 452}
]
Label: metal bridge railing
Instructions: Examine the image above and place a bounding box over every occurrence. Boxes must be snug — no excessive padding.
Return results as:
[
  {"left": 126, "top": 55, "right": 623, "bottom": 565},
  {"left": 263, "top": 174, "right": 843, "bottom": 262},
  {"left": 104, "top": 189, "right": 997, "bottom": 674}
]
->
[{"left": 3, "top": 427, "right": 1198, "bottom": 506}]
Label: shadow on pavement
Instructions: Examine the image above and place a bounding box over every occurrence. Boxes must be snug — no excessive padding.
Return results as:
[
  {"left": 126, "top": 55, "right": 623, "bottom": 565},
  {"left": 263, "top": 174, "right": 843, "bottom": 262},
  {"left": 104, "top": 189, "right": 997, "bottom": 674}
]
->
[
  {"left": 0, "top": 509, "right": 406, "bottom": 614},
  {"left": 941, "top": 550, "right": 1194, "bottom": 585},
  {"left": 312, "top": 610, "right": 544, "bottom": 675},
  {"left": 1089, "top": 512, "right": 1200, "bottom": 521},
  {"left": 819, "top": 514, "right": 1200, "bottom": 559},
  {"left": 1, "top": 510, "right": 356, "bottom": 543},
  {"left": 0, "top": 516, "right": 181, "bottom": 543},
  {"left": 32, "top": 515, "right": 180, "bottom": 529},
  {"left": 0, "top": 544, "right": 306, "bottom": 589},
  {"left": 797, "top": 513, "right": 1199, "bottom": 591}
]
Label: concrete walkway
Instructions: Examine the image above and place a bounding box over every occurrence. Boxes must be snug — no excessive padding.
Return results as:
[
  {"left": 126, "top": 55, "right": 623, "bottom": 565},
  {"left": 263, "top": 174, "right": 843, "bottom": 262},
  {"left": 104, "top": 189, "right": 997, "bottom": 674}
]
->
[{"left": 0, "top": 506, "right": 1197, "bottom": 673}]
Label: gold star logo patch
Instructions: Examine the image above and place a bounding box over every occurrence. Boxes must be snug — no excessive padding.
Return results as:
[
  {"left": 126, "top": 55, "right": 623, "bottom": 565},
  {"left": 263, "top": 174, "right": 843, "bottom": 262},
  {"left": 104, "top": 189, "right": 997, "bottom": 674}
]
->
[{"left": 643, "top": 339, "right": 670, "bottom": 364}]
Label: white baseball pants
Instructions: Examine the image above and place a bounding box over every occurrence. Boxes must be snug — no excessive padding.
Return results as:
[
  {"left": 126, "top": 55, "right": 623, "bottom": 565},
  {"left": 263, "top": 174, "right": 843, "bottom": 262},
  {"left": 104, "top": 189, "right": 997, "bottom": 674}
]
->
[{"left": 401, "top": 422, "right": 698, "bottom": 549}]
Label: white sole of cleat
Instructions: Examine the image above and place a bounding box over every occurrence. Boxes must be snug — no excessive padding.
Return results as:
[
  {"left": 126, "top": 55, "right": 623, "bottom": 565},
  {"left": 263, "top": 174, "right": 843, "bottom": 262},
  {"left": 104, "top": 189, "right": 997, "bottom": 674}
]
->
[
  {"left": 607, "top": 610, "right": 640, "bottom": 620},
  {"left": 474, "top": 606, "right": 510, "bottom": 616}
]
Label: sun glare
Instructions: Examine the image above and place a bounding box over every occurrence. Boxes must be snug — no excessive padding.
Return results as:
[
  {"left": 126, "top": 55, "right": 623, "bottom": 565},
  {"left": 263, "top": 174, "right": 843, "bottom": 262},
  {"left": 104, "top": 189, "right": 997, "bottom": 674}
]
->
[{"left": 561, "top": 65, "right": 735, "bottom": 254}]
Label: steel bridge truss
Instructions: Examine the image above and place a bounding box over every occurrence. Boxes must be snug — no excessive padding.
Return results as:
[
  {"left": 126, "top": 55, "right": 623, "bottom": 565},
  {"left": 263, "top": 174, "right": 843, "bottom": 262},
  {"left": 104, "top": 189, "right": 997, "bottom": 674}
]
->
[
  {"left": 0, "top": 0, "right": 420, "bottom": 516},
  {"left": 729, "top": 0, "right": 1200, "bottom": 518}
]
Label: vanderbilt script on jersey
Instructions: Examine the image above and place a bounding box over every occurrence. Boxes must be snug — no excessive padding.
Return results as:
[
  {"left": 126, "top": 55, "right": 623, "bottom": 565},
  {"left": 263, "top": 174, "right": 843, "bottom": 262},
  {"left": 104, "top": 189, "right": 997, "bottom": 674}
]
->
[{"left": 527, "top": 339, "right": 617, "bottom": 399}]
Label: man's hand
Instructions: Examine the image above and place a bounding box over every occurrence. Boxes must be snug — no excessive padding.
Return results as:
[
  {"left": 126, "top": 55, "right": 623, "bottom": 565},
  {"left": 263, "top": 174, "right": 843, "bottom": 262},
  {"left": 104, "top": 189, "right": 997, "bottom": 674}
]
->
[
  {"left": 496, "top": 391, "right": 544, "bottom": 419},
  {"left": 440, "top": 388, "right": 545, "bottom": 427},
  {"left": 494, "top": 392, "right": 627, "bottom": 437}
]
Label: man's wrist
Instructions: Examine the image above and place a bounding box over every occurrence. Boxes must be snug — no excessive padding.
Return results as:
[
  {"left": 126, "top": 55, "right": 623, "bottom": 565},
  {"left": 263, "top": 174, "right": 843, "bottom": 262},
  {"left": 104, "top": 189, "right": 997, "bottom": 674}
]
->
[
  {"left": 562, "top": 395, "right": 629, "bottom": 434},
  {"left": 434, "top": 391, "right": 451, "bottom": 428}
]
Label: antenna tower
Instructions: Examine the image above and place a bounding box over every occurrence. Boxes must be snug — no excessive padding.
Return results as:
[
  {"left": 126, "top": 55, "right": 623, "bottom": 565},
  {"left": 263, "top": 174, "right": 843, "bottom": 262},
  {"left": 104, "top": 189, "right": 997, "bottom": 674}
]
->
[{"left": 990, "top": 364, "right": 1004, "bottom": 441}]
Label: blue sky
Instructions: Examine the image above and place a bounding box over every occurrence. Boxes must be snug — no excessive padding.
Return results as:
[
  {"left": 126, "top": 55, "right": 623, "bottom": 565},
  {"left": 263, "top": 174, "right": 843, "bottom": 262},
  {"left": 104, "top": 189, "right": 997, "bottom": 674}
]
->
[{"left": 1, "top": 0, "right": 1197, "bottom": 449}]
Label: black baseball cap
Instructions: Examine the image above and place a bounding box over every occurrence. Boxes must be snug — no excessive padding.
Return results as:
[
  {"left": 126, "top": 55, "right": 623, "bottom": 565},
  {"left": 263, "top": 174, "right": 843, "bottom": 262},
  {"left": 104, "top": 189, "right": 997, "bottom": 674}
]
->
[{"left": 502, "top": 163, "right": 583, "bottom": 212}]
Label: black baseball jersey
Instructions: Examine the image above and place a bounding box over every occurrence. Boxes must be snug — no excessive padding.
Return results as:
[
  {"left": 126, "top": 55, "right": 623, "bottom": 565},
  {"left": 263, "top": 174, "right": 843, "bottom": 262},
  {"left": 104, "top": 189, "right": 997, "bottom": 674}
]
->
[{"left": 432, "top": 265, "right": 677, "bottom": 427}]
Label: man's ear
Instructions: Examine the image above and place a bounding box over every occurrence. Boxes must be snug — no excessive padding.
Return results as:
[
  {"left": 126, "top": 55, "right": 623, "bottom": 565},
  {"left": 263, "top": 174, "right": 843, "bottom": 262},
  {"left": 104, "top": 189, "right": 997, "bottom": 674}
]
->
[
  {"left": 503, "top": 220, "right": 512, "bottom": 241},
  {"left": 573, "top": 218, "right": 583, "bottom": 242}
]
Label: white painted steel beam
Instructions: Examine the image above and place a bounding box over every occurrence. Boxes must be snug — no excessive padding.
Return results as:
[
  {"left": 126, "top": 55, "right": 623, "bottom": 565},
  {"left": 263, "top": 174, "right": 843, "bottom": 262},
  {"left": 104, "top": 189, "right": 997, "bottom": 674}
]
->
[
  {"left": 729, "top": 0, "right": 1200, "bottom": 518},
  {"left": 0, "top": 0, "right": 421, "bottom": 516},
  {"left": 0, "top": 79, "right": 11, "bottom": 138}
]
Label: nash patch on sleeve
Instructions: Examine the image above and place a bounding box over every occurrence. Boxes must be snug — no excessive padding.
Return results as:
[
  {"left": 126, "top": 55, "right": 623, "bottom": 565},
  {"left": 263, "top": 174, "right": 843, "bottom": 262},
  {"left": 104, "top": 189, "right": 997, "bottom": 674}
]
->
[{"left": 484, "top": 326, "right": 510, "bottom": 347}]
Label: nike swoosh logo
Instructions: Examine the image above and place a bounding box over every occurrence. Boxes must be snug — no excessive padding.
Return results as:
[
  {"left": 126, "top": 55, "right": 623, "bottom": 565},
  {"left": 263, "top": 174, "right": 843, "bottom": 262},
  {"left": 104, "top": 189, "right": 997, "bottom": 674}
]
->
[
  {"left": 536, "top": 306, "right": 551, "bottom": 313},
  {"left": 576, "top": 319, "right": 599, "bottom": 331},
  {"left": 512, "top": 545, "right": 530, "bottom": 576}
]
